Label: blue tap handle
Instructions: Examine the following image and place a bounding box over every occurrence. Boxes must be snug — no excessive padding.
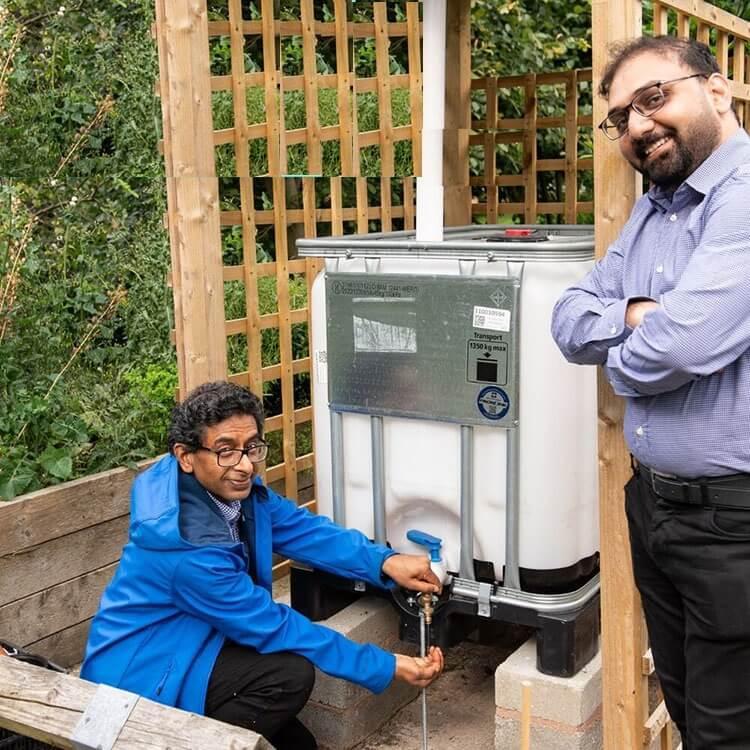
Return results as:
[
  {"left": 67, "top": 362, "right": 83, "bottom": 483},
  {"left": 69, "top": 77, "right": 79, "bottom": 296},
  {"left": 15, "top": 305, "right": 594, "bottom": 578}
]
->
[{"left": 406, "top": 529, "right": 442, "bottom": 562}]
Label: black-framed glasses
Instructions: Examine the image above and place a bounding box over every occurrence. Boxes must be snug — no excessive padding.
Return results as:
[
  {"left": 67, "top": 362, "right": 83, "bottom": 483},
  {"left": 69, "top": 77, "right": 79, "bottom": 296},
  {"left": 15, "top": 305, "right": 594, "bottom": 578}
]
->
[
  {"left": 598, "top": 73, "right": 708, "bottom": 140},
  {"left": 197, "top": 442, "right": 269, "bottom": 467}
]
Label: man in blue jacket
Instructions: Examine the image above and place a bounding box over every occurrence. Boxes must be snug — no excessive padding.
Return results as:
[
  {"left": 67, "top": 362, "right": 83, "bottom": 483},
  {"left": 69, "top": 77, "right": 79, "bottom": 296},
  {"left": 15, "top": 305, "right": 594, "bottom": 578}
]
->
[{"left": 81, "top": 381, "right": 443, "bottom": 749}]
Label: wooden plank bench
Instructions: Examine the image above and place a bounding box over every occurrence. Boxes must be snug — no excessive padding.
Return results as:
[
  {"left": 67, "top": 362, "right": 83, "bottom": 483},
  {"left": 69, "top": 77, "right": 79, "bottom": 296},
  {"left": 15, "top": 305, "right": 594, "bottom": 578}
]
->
[{"left": 0, "top": 657, "right": 271, "bottom": 749}]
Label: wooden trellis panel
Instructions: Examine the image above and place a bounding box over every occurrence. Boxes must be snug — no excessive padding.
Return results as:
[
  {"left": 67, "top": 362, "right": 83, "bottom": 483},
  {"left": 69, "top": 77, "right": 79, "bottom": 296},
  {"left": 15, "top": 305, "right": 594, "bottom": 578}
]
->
[
  {"left": 220, "top": 176, "right": 415, "bottom": 497},
  {"left": 593, "top": 2, "right": 750, "bottom": 749},
  {"left": 470, "top": 70, "right": 595, "bottom": 225},
  {"left": 155, "top": 1, "right": 426, "bottom": 504},
  {"left": 203, "top": 1, "right": 423, "bottom": 177},
  {"left": 219, "top": 175, "right": 417, "bottom": 498}
]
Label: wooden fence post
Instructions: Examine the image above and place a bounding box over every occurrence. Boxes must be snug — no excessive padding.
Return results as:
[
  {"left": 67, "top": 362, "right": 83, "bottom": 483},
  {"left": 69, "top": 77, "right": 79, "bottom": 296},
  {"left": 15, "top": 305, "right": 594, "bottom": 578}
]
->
[
  {"left": 155, "top": 0, "right": 227, "bottom": 392},
  {"left": 591, "top": 2, "right": 646, "bottom": 749}
]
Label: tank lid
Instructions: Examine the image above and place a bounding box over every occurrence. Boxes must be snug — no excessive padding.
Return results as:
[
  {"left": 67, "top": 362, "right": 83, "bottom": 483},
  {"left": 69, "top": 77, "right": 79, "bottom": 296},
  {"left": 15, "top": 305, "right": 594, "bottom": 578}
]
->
[{"left": 297, "top": 224, "right": 594, "bottom": 262}]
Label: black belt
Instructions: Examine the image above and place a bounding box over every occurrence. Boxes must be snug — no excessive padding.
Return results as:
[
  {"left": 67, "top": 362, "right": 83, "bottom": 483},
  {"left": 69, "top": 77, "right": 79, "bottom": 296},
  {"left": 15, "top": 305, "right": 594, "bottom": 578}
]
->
[{"left": 636, "top": 463, "right": 750, "bottom": 510}]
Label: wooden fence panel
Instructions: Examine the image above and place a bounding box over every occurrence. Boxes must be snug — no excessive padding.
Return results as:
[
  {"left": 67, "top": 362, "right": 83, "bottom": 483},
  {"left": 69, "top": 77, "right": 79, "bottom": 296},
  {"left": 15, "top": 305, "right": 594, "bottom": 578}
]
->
[
  {"left": 470, "top": 69, "right": 595, "bottom": 224},
  {"left": 201, "top": 2, "right": 422, "bottom": 178}
]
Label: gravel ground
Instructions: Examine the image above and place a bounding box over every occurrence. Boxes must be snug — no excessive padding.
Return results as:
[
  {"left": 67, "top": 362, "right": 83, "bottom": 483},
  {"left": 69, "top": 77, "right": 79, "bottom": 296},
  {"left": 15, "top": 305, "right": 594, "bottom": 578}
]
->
[{"left": 353, "top": 626, "right": 532, "bottom": 750}]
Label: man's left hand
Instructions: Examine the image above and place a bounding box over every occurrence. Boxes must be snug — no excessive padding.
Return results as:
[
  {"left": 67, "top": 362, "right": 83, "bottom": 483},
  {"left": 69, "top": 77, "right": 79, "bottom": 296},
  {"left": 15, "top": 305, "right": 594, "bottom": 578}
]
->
[{"left": 382, "top": 554, "right": 442, "bottom": 594}]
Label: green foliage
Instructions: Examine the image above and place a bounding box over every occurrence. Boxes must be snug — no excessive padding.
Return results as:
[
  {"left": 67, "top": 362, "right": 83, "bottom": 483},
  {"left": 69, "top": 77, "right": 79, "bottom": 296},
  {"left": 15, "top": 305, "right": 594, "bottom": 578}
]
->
[{"left": 0, "top": 0, "right": 174, "bottom": 498}]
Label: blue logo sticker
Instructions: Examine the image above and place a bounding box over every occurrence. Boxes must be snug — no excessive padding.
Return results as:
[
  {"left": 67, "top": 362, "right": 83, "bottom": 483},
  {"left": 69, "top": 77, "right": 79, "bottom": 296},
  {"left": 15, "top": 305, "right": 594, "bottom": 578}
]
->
[{"left": 477, "top": 386, "right": 510, "bottom": 420}]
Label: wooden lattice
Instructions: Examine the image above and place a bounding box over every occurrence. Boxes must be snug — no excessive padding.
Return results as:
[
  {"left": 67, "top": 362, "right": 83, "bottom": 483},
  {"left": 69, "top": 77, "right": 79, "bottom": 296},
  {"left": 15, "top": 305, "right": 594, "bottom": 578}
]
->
[
  {"left": 219, "top": 175, "right": 416, "bottom": 507},
  {"left": 205, "top": 0, "right": 423, "bottom": 177},
  {"left": 470, "top": 69, "right": 595, "bottom": 224}
]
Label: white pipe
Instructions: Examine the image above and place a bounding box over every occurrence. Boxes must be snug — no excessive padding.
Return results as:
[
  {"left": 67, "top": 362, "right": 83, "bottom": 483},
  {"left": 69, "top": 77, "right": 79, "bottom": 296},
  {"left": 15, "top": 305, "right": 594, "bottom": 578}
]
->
[{"left": 416, "top": 0, "right": 446, "bottom": 243}]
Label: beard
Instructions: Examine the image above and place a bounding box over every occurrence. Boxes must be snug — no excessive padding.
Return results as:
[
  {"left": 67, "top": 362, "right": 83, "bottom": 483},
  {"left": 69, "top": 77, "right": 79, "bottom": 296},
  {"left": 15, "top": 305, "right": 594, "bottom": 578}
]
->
[{"left": 627, "top": 111, "right": 721, "bottom": 191}]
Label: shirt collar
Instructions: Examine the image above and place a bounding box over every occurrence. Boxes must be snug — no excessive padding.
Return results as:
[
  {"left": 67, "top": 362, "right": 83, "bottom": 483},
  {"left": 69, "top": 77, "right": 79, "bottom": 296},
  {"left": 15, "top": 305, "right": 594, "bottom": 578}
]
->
[
  {"left": 207, "top": 491, "right": 242, "bottom": 525},
  {"left": 685, "top": 128, "right": 750, "bottom": 194}
]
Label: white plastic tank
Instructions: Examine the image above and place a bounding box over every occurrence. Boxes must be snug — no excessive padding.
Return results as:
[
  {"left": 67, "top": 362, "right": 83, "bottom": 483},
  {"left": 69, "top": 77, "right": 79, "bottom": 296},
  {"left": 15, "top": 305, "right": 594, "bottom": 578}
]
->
[{"left": 299, "top": 226, "right": 598, "bottom": 591}]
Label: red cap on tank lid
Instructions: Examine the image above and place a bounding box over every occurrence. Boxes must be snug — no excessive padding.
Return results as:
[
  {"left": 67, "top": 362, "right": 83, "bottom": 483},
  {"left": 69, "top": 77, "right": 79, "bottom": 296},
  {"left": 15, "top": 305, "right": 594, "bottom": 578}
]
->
[{"left": 503, "top": 228, "right": 533, "bottom": 237}]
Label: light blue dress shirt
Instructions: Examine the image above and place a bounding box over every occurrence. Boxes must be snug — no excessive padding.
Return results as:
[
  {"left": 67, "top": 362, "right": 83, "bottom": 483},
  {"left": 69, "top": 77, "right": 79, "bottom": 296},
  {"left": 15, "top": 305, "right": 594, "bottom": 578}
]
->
[{"left": 552, "top": 129, "right": 750, "bottom": 477}]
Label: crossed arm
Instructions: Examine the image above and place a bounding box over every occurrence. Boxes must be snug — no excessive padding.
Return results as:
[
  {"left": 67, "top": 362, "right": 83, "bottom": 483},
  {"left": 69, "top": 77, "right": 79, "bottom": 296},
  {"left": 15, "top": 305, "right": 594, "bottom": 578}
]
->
[{"left": 551, "top": 184, "right": 750, "bottom": 397}]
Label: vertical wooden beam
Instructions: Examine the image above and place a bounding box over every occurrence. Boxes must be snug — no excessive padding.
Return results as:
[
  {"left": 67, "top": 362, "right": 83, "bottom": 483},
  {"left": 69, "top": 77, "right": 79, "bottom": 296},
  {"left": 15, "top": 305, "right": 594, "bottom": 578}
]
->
[
  {"left": 485, "top": 79, "right": 499, "bottom": 224},
  {"left": 403, "top": 177, "right": 416, "bottom": 230},
  {"left": 373, "top": 3, "right": 394, "bottom": 177},
  {"left": 228, "top": 0, "right": 262, "bottom": 397},
  {"left": 652, "top": 2, "right": 668, "bottom": 35},
  {"left": 330, "top": 177, "right": 345, "bottom": 236},
  {"left": 334, "top": 0, "right": 355, "bottom": 175},
  {"left": 443, "top": 0, "right": 471, "bottom": 226},
  {"left": 717, "top": 30, "right": 729, "bottom": 76},
  {"left": 154, "top": 0, "right": 186, "bottom": 397},
  {"left": 300, "top": 0, "right": 322, "bottom": 175},
  {"left": 157, "top": 0, "right": 227, "bottom": 392},
  {"left": 406, "top": 2, "right": 423, "bottom": 177},
  {"left": 356, "top": 177, "right": 369, "bottom": 233},
  {"left": 677, "top": 12, "right": 691, "bottom": 39},
  {"left": 522, "top": 74, "right": 538, "bottom": 223},
  {"left": 564, "top": 70, "right": 579, "bottom": 224},
  {"left": 272, "top": 177, "right": 298, "bottom": 500},
  {"left": 261, "top": 0, "right": 284, "bottom": 174},
  {"left": 380, "top": 177, "right": 393, "bottom": 232},
  {"left": 732, "top": 35, "right": 746, "bottom": 126},
  {"left": 592, "top": 2, "right": 645, "bottom": 749}
]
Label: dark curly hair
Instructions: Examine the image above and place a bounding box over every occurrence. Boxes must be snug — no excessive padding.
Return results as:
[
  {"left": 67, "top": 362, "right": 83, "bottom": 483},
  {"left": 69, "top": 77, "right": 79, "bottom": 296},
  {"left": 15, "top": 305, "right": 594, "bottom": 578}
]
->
[
  {"left": 598, "top": 36, "right": 720, "bottom": 98},
  {"left": 167, "top": 381, "right": 265, "bottom": 454}
]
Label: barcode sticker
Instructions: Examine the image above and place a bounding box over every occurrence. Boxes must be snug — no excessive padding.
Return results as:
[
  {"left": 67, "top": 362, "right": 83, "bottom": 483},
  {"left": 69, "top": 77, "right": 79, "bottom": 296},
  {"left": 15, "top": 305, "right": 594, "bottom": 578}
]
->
[
  {"left": 473, "top": 306, "right": 510, "bottom": 332},
  {"left": 316, "top": 350, "right": 328, "bottom": 384}
]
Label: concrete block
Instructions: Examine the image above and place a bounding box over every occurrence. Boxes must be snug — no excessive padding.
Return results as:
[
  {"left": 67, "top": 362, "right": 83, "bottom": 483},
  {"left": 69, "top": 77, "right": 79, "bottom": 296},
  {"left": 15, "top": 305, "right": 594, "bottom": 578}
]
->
[
  {"left": 495, "top": 636, "right": 601, "bottom": 750},
  {"left": 298, "top": 596, "right": 418, "bottom": 750},
  {"left": 495, "top": 712, "right": 602, "bottom": 750}
]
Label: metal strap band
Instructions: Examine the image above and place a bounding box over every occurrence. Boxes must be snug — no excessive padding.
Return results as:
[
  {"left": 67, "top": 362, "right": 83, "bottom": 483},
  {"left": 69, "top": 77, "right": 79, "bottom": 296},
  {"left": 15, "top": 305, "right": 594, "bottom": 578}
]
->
[
  {"left": 477, "top": 582, "right": 492, "bottom": 618},
  {"left": 71, "top": 684, "right": 139, "bottom": 750}
]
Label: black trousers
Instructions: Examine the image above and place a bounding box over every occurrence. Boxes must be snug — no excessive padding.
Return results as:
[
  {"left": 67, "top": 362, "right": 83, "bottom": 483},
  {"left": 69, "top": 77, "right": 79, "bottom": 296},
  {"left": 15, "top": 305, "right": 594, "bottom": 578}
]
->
[
  {"left": 205, "top": 641, "right": 317, "bottom": 750},
  {"left": 626, "top": 470, "right": 750, "bottom": 749}
]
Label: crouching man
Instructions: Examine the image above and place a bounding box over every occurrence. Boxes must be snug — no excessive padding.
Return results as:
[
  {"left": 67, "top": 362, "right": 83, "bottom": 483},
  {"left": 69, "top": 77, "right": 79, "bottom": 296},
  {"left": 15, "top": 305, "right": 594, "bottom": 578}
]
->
[{"left": 81, "top": 381, "right": 443, "bottom": 749}]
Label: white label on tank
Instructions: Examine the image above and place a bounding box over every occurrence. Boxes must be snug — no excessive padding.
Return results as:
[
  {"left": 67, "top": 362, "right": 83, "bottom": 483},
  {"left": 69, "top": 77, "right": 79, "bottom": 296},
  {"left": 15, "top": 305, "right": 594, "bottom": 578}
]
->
[
  {"left": 473, "top": 306, "right": 510, "bottom": 332},
  {"left": 316, "top": 349, "right": 328, "bottom": 384}
]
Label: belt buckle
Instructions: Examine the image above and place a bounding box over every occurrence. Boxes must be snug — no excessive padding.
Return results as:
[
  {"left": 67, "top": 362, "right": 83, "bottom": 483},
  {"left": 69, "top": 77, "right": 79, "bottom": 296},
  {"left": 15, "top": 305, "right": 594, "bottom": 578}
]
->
[{"left": 680, "top": 480, "right": 706, "bottom": 505}]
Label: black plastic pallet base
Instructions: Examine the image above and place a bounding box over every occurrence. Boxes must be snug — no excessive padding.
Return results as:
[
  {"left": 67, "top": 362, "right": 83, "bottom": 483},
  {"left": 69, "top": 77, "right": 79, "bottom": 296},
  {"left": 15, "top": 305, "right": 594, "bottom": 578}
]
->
[{"left": 289, "top": 563, "right": 600, "bottom": 678}]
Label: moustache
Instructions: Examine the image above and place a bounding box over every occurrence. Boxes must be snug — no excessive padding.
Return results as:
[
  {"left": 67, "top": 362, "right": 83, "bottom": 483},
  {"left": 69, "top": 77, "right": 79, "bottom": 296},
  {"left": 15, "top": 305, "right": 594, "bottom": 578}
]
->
[{"left": 631, "top": 130, "right": 676, "bottom": 161}]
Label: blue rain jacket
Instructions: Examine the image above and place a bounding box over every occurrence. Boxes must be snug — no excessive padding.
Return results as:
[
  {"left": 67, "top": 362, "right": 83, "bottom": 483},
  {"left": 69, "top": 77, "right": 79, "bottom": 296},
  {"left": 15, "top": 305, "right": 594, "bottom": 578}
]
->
[{"left": 80, "top": 454, "right": 398, "bottom": 712}]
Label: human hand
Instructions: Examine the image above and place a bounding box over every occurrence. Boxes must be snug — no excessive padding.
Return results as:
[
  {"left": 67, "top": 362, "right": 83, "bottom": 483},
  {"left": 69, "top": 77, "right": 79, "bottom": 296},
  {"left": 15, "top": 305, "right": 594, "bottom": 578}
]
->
[
  {"left": 625, "top": 299, "right": 659, "bottom": 328},
  {"left": 394, "top": 647, "right": 444, "bottom": 688},
  {"left": 382, "top": 554, "right": 442, "bottom": 594}
]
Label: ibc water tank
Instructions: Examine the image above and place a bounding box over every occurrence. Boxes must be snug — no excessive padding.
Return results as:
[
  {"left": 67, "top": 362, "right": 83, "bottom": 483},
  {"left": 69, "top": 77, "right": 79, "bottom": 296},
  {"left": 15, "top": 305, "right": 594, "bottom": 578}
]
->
[{"left": 296, "top": 225, "right": 600, "bottom": 676}]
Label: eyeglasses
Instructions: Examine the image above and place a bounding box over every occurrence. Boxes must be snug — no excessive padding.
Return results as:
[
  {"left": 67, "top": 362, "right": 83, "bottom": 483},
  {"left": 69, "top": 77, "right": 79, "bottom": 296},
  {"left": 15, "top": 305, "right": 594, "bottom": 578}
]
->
[
  {"left": 197, "top": 441, "right": 269, "bottom": 467},
  {"left": 598, "top": 73, "right": 708, "bottom": 141}
]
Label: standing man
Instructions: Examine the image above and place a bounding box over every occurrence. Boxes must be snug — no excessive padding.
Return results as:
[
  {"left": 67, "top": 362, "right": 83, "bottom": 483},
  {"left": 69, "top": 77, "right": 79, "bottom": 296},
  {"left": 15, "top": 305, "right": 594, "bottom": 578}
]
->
[
  {"left": 551, "top": 36, "right": 750, "bottom": 749},
  {"left": 82, "top": 381, "right": 443, "bottom": 750}
]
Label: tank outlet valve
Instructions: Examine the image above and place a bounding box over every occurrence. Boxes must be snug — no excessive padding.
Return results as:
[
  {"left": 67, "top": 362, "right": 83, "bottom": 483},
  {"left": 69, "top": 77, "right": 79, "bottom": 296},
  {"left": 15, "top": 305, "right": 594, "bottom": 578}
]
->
[{"left": 406, "top": 529, "right": 449, "bottom": 584}]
